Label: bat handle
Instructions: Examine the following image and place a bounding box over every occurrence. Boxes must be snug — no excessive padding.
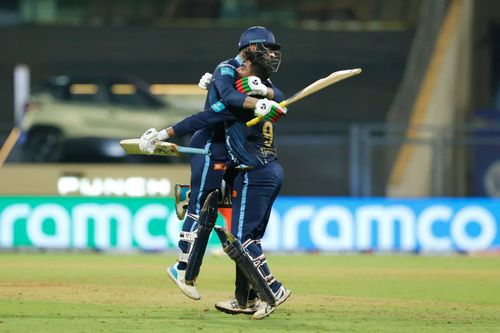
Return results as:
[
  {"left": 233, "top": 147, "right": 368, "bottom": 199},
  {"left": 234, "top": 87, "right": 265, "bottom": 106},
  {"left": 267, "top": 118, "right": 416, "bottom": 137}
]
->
[
  {"left": 176, "top": 147, "right": 210, "bottom": 155},
  {"left": 245, "top": 115, "right": 263, "bottom": 127}
]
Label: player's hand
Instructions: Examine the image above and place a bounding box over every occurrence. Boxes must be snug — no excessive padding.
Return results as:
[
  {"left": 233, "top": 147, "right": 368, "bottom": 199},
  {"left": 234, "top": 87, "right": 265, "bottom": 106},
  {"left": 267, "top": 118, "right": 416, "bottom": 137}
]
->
[
  {"left": 138, "top": 128, "right": 169, "bottom": 154},
  {"left": 254, "top": 99, "right": 287, "bottom": 122},
  {"left": 198, "top": 72, "right": 212, "bottom": 90},
  {"left": 236, "top": 76, "right": 268, "bottom": 97},
  {"left": 139, "top": 128, "right": 158, "bottom": 154}
]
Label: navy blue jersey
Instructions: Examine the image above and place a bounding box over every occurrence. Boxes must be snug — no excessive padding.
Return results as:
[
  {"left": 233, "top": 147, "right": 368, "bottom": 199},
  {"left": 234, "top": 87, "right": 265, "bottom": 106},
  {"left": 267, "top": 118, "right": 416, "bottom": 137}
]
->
[
  {"left": 225, "top": 115, "right": 277, "bottom": 167},
  {"left": 172, "top": 54, "right": 284, "bottom": 168},
  {"left": 171, "top": 96, "right": 284, "bottom": 168},
  {"left": 173, "top": 55, "right": 248, "bottom": 161}
]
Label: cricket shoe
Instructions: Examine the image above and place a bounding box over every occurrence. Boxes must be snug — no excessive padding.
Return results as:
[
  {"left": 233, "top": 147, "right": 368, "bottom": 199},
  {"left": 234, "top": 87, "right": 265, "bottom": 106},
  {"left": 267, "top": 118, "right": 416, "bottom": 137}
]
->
[
  {"left": 252, "top": 285, "right": 291, "bottom": 320},
  {"left": 215, "top": 298, "right": 259, "bottom": 315},
  {"left": 166, "top": 264, "right": 201, "bottom": 300},
  {"left": 174, "top": 184, "right": 191, "bottom": 220}
]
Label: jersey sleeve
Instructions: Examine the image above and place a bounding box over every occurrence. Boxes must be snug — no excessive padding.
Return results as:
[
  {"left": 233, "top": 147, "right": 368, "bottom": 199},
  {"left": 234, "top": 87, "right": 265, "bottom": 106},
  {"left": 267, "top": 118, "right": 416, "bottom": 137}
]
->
[
  {"left": 266, "top": 79, "right": 285, "bottom": 103},
  {"left": 212, "top": 64, "right": 247, "bottom": 108},
  {"left": 171, "top": 108, "right": 236, "bottom": 137}
]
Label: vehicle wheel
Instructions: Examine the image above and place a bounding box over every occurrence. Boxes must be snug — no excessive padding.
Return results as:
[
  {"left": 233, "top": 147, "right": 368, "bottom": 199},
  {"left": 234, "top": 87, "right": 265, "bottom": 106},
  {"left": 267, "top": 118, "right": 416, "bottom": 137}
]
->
[{"left": 24, "top": 129, "right": 64, "bottom": 162}]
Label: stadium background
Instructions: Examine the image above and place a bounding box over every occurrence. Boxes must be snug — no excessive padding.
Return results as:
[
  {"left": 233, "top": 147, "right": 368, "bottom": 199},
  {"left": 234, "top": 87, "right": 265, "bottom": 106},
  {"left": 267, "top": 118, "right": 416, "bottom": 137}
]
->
[{"left": 0, "top": 1, "right": 500, "bottom": 332}]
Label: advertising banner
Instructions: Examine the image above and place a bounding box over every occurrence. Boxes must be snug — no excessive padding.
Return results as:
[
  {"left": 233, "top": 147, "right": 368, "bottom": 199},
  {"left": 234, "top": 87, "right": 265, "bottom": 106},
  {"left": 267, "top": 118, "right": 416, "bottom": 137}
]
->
[
  {"left": 263, "top": 197, "right": 500, "bottom": 252},
  {"left": 0, "top": 197, "right": 224, "bottom": 251},
  {"left": 1, "top": 197, "right": 499, "bottom": 252}
]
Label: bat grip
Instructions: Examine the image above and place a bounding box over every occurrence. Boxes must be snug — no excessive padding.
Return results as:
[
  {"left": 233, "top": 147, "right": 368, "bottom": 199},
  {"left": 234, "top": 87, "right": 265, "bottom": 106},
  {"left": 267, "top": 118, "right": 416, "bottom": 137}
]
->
[{"left": 245, "top": 116, "right": 263, "bottom": 127}]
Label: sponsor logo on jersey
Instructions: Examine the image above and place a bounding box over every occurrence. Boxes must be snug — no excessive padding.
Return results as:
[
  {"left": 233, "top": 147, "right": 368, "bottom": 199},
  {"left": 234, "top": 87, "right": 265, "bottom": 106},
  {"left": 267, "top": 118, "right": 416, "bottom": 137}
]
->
[
  {"left": 210, "top": 101, "right": 225, "bottom": 113},
  {"left": 213, "top": 163, "right": 226, "bottom": 171}
]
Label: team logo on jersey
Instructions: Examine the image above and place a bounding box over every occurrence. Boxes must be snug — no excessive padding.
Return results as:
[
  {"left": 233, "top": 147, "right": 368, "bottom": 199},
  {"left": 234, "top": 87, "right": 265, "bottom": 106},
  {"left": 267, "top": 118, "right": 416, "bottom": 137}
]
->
[{"left": 220, "top": 66, "right": 235, "bottom": 77}]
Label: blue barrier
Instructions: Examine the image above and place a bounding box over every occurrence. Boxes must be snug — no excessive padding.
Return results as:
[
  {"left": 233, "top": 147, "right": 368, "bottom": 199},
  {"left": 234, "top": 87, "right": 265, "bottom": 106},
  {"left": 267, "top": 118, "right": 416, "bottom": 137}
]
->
[
  {"left": 1, "top": 196, "right": 499, "bottom": 252},
  {"left": 262, "top": 197, "right": 500, "bottom": 252}
]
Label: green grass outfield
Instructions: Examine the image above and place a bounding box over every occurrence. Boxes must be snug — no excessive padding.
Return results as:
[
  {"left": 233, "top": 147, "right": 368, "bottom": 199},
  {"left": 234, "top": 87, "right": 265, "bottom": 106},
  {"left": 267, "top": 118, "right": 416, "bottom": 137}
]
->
[{"left": 1, "top": 253, "right": 499, "bottom": 333}]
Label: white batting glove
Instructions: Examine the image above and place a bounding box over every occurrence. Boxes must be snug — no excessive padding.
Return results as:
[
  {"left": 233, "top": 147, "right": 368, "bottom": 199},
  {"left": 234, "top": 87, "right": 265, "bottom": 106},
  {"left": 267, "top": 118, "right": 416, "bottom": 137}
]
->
[
  {"left": 236, "top": 76, "right": 268, "bottom": 97},
  {"left": 254, "top": 99, "right": 287, "bottom": 123},
  {"left": 198, "top": 72, "right": 213, "bottom": 90},
  {"left": 139, "top": 128, "right": 169, "bottom": 154},
  {"left": 139, "top": 128, "right": 158, "bottom": 154}
]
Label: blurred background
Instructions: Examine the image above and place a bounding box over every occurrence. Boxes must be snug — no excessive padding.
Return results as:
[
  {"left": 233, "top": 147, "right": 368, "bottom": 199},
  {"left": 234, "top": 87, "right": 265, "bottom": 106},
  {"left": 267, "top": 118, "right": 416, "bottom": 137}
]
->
[{"left": 0, "top": 0, "right": 500, "bottom": 253}]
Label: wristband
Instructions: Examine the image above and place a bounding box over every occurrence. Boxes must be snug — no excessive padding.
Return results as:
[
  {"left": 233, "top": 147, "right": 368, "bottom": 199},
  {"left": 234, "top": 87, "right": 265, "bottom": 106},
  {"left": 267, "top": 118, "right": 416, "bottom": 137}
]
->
[{"left": 158, "top": 129, "right": 169, "bottom": 140}]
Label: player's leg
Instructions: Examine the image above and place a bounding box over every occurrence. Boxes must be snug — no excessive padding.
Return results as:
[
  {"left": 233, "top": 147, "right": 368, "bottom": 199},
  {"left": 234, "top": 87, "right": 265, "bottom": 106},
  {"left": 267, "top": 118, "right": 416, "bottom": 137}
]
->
[
  {"left": 213, "top": 170, "right": 259, "bottom": 314},
  {"left": 175, "top": 165, "right": 236, "bottom": 230},
  {"left": 184, "top": 189, "right": 219, "bottom": 283},
  {"left": 166, "top": 153, "right": 205, "bottom": 299},
  {"left": 214, "top": 227, "right": 270, "bottom": 315},
  {"left": 215, "top": 164, "right": 289, "bottom": 317},
  {"left": 247, "top": 240, "right": 290, "bottom": 319},
  {"left": 233, "top": 162, "right": 291, "bottom": 319},
  {"left": 214, "top": 265, "right": 259, "bottom": 315},
  {"left": 167, "top": 152, "right": 224, "bottom": 299},
  {"left": 216, "top": 168, "right": 274, "bottom": 315}
]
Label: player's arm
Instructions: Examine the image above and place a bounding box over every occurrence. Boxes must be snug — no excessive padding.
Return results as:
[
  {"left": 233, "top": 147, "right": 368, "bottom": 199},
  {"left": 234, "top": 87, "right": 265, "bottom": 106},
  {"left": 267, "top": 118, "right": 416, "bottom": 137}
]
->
[
  {"left": 212, "top": 64, "right": 261, "bottom": 110},
  {"left": 138, "top": 109, "right": 233, "bottom": 154},
  {"left": 201, "top": 69, "right": 282, "bottom": 108},
  {"left": 247, "top": 79, "right": 282, "bottom": 102},
  {"left": 167, "top": 97, "right": 286, "bottom": 138},
  {"left": 266, "top": 80, "right": 285, "bottom": 103},
  {"left": 140, "top": 97, "right": 286, "bottom": 154},
  {"left": 201, "top": 71, "right": 279, "bottom": 102},
  {"left": 168, "top": 108, "right": 235, "bottom": 138},
  {"left": 233, "top": 76, "right": 286, "bottom": 122}
]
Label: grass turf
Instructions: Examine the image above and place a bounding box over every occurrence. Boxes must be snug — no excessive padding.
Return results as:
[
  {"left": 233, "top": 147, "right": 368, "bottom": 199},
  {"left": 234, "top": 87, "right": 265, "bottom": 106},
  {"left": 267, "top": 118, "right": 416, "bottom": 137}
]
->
[{"left": 0, "top": 253, "right": 499, "bottom": 332}]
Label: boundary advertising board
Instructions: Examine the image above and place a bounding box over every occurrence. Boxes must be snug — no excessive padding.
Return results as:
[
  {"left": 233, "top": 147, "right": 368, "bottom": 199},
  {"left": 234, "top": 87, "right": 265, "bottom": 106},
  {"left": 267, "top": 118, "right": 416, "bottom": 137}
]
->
[{"left": 0, "top": 197, "right": 499, "bottom": 252}]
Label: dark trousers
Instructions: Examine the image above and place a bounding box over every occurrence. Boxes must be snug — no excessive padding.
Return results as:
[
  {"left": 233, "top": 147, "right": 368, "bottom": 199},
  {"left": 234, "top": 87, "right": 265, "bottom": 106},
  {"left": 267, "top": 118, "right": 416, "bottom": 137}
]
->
[
  {"left": 178, "top": 147, "right": 225, "bottom": 254},
  {"left": 230, "top": 160, "right": 284, "bottom": 299},
  {"left": 230, "top": 160, "right": 284, "bottom": 241}
]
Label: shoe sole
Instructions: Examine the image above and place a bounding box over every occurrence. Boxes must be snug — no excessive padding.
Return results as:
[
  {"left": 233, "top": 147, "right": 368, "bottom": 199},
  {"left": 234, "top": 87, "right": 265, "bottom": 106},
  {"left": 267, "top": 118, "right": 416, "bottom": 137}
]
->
[
  {"left": 165, "top": 268, "right": 201, "bottom": 300},
  {"left": 214, "top": 304, "right": 256, "bottom": 315},
  {"left": 252, "top": 289, "right": 292, "bottom": 320}
]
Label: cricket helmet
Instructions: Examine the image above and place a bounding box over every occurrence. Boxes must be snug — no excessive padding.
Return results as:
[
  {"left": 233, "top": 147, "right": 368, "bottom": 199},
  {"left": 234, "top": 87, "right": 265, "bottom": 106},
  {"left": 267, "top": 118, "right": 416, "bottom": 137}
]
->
[{"left": 238, "top": 26, "right": 281, "bottom": 50}]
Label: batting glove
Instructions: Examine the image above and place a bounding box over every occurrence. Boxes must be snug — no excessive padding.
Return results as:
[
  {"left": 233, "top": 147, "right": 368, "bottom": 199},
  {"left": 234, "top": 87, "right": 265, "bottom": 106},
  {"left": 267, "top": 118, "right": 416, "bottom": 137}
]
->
[
  {"left": 254, "top": 99, "right": 287, "bottom": 123},
  {"left": 198, "top": 72, "right": 213, "bottom": 90},
  {"left": 139, "top": 128, "right": 169, "bottom": 154},
  {"left": 236, "top": 76, "right": 268, "bottom": 97}
]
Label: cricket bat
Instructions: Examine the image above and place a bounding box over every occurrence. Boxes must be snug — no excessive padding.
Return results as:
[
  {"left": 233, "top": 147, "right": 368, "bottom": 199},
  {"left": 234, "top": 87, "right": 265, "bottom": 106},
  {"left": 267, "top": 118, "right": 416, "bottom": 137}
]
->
[
  {"left": 120, "top": 139, "right": 209, "bottom": 157},
  {"left": 246, "top": 68, "right": 362, "bottom": 126}
]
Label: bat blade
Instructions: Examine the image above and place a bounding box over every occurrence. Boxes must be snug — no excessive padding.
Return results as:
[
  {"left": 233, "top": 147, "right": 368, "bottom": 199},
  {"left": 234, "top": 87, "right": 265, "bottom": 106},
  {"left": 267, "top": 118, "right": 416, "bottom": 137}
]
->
[
  {"left": 283, "top": 68, "right": 362, "bottom": 107},
  {"left": 120, "top": 139, "right": 209, "bottom": 156},
  {"left": 246, "top": 68, "right": 362, "bottom": 127}
]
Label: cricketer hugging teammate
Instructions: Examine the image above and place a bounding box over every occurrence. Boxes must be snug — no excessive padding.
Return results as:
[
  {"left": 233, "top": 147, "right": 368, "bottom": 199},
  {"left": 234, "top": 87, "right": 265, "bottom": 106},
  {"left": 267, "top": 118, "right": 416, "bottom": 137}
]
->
[{"left": 132, "top": 25, "right": 361, "bottom": 320}]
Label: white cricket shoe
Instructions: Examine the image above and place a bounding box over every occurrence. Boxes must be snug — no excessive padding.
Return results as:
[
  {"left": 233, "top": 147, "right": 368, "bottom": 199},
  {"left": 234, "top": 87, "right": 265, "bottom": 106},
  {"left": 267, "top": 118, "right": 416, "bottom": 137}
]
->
[
  {"left": 166, "top": 264, "right": 201, "bottom": 300},
  {"left": 252, "top": 285, "right": 291, "bottom": 320},
  {"left": 215, "top": 298, "right": 259, "bottom": 315}
]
